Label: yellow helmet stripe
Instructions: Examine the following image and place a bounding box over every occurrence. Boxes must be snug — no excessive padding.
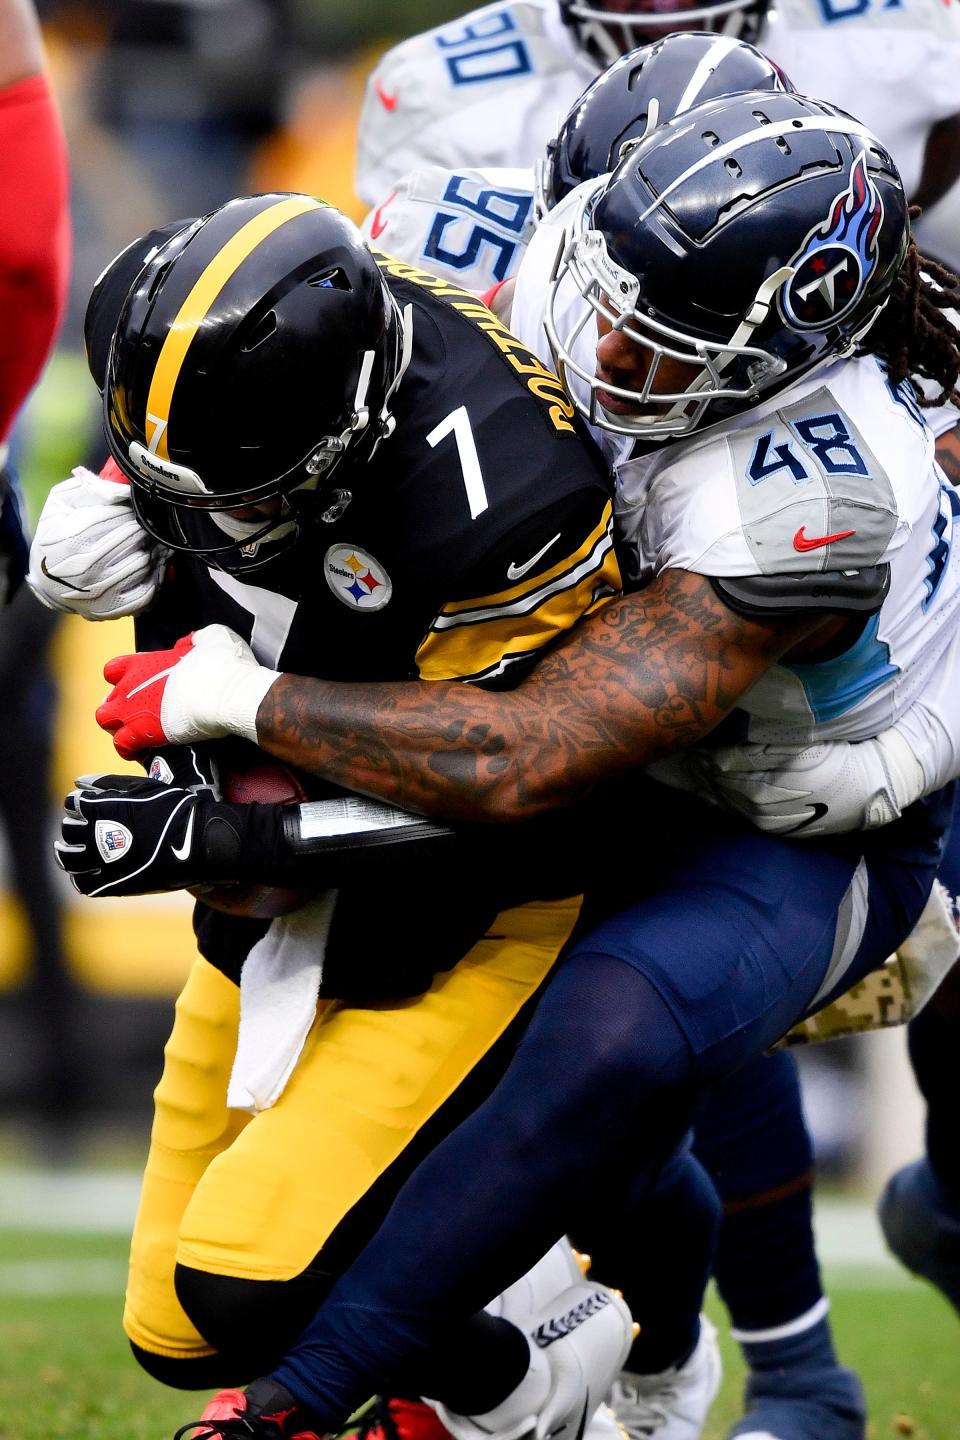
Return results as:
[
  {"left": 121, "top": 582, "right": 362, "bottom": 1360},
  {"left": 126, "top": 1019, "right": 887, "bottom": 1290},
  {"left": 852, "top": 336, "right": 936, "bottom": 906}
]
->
[{"left": 145, "top": 195, "right": 322, "bottom": 460}]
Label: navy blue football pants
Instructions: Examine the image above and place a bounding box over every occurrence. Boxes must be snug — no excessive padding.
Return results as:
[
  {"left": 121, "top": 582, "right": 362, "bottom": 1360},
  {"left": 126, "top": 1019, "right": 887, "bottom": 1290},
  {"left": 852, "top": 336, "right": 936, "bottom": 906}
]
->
[{"left": 272, "top": 783, "right": 955, "bottom": 1425}]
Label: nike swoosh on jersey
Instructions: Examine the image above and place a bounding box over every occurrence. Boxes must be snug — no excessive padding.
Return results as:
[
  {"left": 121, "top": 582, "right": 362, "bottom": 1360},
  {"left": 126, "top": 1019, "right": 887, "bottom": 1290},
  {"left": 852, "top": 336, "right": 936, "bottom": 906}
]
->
[
  {"left": 793, "top": 526, "right": 857, "bottom": 552},
  {"left": 171, "top": 806, "right": 195, "bottom": 862},
  {"left": 369, "top": 191, "right": 397, "bottom": 241},
  {"left": 507, "top": 532, "right": 562, "bottom": 581},
  {"left": 40, "top": 555, "right": 90, "bottom": 592},
  {"left": 374, "top": 76, "right": 398, "bottom": 111}
]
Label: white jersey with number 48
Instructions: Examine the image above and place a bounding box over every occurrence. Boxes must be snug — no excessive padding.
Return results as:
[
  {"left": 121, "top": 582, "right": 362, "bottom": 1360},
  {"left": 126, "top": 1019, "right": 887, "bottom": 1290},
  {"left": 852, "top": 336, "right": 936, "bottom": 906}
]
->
[{"left": 508, "top": 209, "right": 960, "bottom": 785}]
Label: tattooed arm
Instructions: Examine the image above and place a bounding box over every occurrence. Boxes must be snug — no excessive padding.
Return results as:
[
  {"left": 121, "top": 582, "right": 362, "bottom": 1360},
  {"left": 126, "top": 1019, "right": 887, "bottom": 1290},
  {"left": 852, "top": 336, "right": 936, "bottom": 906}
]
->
[{"left": 252, "top": 569, "right": 823, "bottom": 824}]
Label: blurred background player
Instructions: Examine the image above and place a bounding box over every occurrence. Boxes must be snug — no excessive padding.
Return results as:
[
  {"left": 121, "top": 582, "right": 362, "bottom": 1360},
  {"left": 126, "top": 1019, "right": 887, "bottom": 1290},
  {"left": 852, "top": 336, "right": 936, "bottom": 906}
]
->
[{"left": 0, "top": 0, "right": 76, "bottom": 1151}]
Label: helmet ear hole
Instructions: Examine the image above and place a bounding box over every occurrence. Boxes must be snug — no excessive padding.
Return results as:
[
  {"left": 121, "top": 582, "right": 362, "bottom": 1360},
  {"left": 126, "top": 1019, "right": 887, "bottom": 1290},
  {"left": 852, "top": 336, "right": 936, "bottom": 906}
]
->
[{"left": 308, "top": 266, "right": 350, "bottom": 290}]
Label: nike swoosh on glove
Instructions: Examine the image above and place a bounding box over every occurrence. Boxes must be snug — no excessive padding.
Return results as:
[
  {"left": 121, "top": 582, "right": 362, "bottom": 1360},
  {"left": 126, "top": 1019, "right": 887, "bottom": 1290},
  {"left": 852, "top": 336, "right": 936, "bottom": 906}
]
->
[
  {"left": 96, "top": 624, "right": 282, "bottom": 760},
  {"left": 27, "top": 467, "right": 169, "bottom": 620},
  {"left": 56, "top": 773, "right": 217, "bottom": 897},
  {"left": 654, "top": 727, "right": 928, "bottom": 837}
]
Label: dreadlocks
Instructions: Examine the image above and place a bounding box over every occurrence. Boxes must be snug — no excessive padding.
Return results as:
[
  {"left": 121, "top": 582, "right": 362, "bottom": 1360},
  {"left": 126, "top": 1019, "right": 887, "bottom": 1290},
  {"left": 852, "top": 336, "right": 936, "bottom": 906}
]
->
[{"left": 867, "top": 219, "right": 960, "bottom": 409}]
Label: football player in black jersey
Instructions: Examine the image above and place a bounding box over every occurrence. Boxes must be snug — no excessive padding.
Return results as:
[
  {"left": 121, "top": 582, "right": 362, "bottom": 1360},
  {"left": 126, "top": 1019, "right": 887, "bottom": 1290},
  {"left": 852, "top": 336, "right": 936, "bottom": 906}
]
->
[
  {"left": 76, "top": 88, "right": 960, "bottom": 1440},
  {"left": 49, "top": 193, "right": 652, "bottom": 1435}
]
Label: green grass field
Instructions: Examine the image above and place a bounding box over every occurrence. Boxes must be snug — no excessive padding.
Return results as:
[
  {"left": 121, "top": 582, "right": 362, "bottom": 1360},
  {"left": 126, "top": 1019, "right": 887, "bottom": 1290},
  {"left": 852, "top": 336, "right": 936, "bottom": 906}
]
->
[{"left": 1, "top": 1226, "right": 957, "bottom": 1440}]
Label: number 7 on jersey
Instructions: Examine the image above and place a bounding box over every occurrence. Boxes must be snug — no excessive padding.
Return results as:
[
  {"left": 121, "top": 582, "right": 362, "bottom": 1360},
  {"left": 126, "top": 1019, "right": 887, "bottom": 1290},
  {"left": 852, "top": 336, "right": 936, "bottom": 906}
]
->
[{"left": 427, "top": 406, "right": 489, "bottom": 518}]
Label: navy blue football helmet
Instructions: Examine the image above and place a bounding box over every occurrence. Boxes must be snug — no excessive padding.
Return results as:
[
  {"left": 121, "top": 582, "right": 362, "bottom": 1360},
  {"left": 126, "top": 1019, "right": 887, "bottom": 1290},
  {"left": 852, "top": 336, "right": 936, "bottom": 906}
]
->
[
  {"left": 544, "top": 90, "right": 910, "bottom": 440},
  {"left": 92, "top": 194, "right": 411, "bottom": 575},
  {"left": 539, "top": 32, "right": 793, "bottom": 214},
  {"left": 558, "top": 0, "right": 770, "bottom": 66}
]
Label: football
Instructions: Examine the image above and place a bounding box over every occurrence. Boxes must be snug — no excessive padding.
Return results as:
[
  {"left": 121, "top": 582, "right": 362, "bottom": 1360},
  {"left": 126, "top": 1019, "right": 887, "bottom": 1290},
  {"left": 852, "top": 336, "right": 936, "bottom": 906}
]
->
[{"left": 188, "top": 745, "right": 315, "bottom": 920}]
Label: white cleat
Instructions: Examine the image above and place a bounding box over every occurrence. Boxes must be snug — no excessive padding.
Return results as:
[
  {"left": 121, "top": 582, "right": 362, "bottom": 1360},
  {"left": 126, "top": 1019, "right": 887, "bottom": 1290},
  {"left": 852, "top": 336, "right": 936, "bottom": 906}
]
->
[
  {"left": 434, "top": 1281, "right": 635, "bottom": 1440},
  {"left": 607, "top": 1315, "right": 722, "bottom": 1440},
  {"left": 486, "top": 1239, "right": 586, "bottom": 1325}
]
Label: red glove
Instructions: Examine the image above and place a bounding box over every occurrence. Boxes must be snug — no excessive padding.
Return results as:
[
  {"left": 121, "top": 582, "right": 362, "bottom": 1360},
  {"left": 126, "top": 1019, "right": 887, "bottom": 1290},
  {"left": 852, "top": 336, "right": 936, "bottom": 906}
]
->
[
  {"left": 97, "top": 623, "right": 281, "bottom": 760},
  {"left": 97, "top": 635, "right": 196, "bottom": 759}
]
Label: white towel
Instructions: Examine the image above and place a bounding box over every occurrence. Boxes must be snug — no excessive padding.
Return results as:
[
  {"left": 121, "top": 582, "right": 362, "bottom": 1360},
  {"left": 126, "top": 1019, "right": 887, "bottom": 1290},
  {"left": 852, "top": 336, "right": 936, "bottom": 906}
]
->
[{"left": 226, "top": 889, "right": 338, "bottom": 1114}]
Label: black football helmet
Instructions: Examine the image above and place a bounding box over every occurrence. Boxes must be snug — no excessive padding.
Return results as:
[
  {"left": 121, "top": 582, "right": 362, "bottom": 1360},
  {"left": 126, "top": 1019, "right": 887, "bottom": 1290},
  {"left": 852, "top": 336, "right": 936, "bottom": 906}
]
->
[
  {"left": 558, "top": 0, "right": 770, "bottom": 67},
  {"left": 544, "top": 90, "right": 910, "bottom": 441},
  {"left": 85, "top": 219, "right": 194, "bottom": 392},
  {"left": 92, "top": 194, "right": 411, "bottom": 575},
  {"left": 539, "top": 32, "right": 792, "bottom": 214}
]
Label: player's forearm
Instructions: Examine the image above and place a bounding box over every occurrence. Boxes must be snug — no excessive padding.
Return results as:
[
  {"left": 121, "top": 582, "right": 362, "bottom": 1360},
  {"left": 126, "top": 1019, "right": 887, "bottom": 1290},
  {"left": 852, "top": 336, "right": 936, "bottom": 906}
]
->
[
  {"left": 98, "top": 574, "right": 819, "bottom": 823},
  {"left": 254, "top": 671, "right": 598, "bottom": 823},
  {"left": 254, "top": 571, "right": 814, "bottom": 823}
]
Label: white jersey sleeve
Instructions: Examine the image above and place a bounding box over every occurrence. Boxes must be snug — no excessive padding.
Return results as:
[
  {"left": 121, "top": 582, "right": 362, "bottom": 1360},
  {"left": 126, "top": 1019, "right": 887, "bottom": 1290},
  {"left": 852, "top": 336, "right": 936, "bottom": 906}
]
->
[
  {"left": 617, "top": 356, "right": 960, "bottom": 751},
  {"left": 355, "top": 0, "right": 594, "bottom": 207},
  {"left": 614, "top": 362, "right": 916, "bottom": 583},
  {"left": 360, "top": 165, "right": 537, "bottom": 294},
  {"left": 760, "top": 0, "right": 960, "bottom": 200}
]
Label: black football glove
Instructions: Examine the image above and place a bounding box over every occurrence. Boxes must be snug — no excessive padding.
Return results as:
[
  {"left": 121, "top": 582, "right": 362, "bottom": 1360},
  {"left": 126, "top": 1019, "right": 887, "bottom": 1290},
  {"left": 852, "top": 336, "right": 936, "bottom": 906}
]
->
[
  {"left": 141, "top": 741, "right": 221, "bottom": 794},
  {"left": 55, "top": 772, "right": 284, "bottom": 898}
]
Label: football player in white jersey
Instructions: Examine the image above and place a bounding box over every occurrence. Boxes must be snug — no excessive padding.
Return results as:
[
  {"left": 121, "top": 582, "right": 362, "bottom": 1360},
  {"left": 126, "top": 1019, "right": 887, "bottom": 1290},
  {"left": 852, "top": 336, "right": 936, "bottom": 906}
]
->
[
  {"left": 359, "top": 31, "right": 790, "bottom": 307},
  {"left": 355, "top": 0, "right": 768, "bottom": 208},
  {"left": 87, "top": 95, "right": 960, "bottom": 1440},
  {"left": 356, "top": 37, "right": 876, "bottom": 1440},
  {"left": 356, "top": 0, "right": 960, "bottom": 266}
]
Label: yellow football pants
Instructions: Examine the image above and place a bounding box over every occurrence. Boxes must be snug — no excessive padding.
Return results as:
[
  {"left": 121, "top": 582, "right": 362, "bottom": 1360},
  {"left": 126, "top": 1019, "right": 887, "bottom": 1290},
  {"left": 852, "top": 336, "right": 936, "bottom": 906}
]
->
[{"left": 124, "top": 895, "right": 581, "bottom": 1362}]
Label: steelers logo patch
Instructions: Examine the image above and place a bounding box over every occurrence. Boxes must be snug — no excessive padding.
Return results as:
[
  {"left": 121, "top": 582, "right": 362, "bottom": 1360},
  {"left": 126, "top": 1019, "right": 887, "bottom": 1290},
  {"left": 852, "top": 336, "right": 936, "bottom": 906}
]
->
[
  {"left": 781, "top": 244, "right": 864, "bottom": 331},
  {"left": 324, "top": 544, "right": 393, "bottom": 611}
]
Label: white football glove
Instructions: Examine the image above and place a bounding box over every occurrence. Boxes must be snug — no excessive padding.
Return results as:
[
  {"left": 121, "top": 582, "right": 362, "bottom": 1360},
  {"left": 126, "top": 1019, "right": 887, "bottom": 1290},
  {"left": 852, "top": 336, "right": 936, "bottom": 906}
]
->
[
  {"left": 27, "top": 466, "right": 169, "bottom": 620},
  {"left": 648, "top": 726, "right": 928, "bottom": 837}
]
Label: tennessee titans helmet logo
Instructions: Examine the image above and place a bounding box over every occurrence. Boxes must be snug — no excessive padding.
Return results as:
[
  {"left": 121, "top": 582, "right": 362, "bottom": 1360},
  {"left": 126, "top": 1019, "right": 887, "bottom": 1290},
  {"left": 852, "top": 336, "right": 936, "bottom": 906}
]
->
[{"left": 780, "top": 151, "right": 884, "bottom": 331}]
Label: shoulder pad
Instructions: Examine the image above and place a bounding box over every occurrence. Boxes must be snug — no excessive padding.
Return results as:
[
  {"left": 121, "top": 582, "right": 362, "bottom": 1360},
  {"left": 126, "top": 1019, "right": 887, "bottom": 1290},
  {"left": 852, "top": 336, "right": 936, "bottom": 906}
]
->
[
  {"left": 710, "top": 566, "right": 891, "bottom": 619},
  {"left": 725, "top": 386, "right": 899, "bottom": 575}
]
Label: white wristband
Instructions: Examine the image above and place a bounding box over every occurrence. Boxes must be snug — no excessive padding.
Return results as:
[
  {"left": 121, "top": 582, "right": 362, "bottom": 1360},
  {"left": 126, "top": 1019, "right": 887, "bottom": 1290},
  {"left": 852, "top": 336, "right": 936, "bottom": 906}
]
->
[{"left": 221, "top": 665, "right": 282, "bottom": 745}]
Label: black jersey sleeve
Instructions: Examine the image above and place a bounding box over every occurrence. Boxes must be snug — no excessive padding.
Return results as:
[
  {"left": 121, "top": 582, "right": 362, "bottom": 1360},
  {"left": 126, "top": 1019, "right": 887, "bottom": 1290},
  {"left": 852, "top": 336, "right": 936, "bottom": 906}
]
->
[{"left": 415, "top": 488, "right": 620, "bottom": 685}]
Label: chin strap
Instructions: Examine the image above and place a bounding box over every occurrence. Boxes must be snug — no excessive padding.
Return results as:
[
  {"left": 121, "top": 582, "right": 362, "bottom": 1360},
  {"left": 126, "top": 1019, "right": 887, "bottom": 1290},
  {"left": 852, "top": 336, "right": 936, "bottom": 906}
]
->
[
  {"left": 375, "top": 300, "right": 414, "bottom": 445},
  {"left": 305, "top": 300, "right": 413, "bottom": 478}
]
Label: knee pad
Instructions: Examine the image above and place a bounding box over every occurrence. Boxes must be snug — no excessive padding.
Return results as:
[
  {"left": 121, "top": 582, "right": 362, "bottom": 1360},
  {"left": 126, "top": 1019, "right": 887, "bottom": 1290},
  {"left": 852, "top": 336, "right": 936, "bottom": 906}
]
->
[
  {"left": 129, "top": 1339, "right": 237, "bottom": 1391},
  {"left": 175, "top": 1262, "right": 333, "bottom": 1370}
]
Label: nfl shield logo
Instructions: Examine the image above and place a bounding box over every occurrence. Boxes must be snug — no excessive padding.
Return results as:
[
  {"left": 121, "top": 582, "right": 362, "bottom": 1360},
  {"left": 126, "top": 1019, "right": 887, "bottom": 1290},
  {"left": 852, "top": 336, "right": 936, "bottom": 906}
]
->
[
  {"left": 95, "top": 819, "right": 133, "bottom": 864},
  {"left": 149, "top": 755, "right": 175, "bottom": 785}
]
